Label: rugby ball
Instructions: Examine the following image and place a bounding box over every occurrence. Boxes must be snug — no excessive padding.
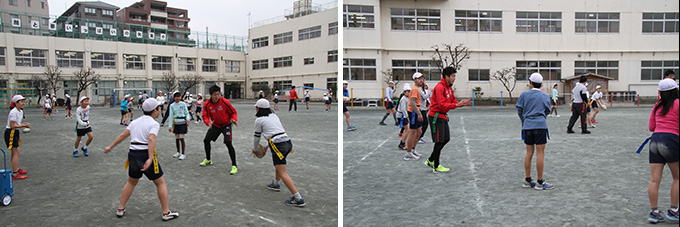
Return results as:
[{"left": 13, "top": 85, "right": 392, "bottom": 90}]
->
[
  {"left": 600, "top": 103, "right": 607, "bottom": 110},
  {"left": 252, "top": 144, "right": 268, "bottom": 159},
  {"left": 22, "top": 128, "right": 31, "bottom": 133},
  {"left": 343, "top": 97, "right": 351, "bottom": 103}
]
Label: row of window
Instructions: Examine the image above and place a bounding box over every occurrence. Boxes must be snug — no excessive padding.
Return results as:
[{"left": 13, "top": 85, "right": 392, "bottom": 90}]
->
[
  {"left": 83, "top": 7, "right": 114, "bottom": 17},
  {"left": 251, "top": 50, "right": 338, "bottom": 70},
  {"left": 252, "top": 22, "right": 338, "bottom": 49},
  {"left": 2, "top": 48, "right": 241, "bottom": 72},
  {"left": 7, "top": 0, "right": 47, "bottom": 9},
  {"left": 253, "top": 79, "right": 337, "bottom": 91},
  {"left": 343, "top": 58, "right": 679, "bottom": 81},
  {"left": 343, "top": 5, "right": 679, "bottom": 34}
]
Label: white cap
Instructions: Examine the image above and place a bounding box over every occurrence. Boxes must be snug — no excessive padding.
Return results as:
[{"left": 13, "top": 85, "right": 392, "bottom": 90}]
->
[
  {"left": 388, "top": 81, "right": 394, "bottom": 84},
  {"left": 158, "top": 91, "right": 163, "bottom": 94},
  {"left": 529, "top": 73, "right": 543, "bottom": 83},
  {"left": 12, "top": 95, "right": 26, "bottom": 103},
  {"left": 142, "top": 98, "right": 160, "bottom": 112},
  {"left": 124, "top": 94, "right": 130, "bottom": 98},
  {"left": 553, "top": 83, "right": 558, "bottom": 87},
  {"left": 254, "top": 99, "right": 270, "bottom": 108},
  {"left": 585, "top": 82, "right": 589, "bottom": 86},
  {"left": 403, "top": 83, "right": 411, "bottom": 91},
  {"left": 276, "top": 90, "right": 279, "bottom": 93},
  {"left": 185, "top": 92, "right": 190, "bottom": 95},
  {"left": 78, "top": 96, "right": 89, "bottom": 103},
  {"left": 46, "top": 94, "right": 50, "bottom": 97},
  {"left": 139, "top": 92, "right": 142, "bottom": 94},
  {"left": 412, "top": 72, "right": 424, "bottom": 79},
  {"left": 65, "top": 94, "right": 70, "bottom": 98},
  {"left": 659, "top": 78, "right": 679, "bottom": 91},
  {"left": 343, "top": 80, "right": 348, "bottom": 84},
  {"left": 190, "top": 94, "right": 193, "bottom": 96},
  {"left": 595, "top": 85, "right": 602, "bottom": 89},
  {"left": 198, "top": 93, "right": 202, "bottom": 96},
  {"left": 324, "top": 93, "right": 328, "bottom": 96},
  {"left": 259, "top": 90, "right": 263, "bottom": 92}
]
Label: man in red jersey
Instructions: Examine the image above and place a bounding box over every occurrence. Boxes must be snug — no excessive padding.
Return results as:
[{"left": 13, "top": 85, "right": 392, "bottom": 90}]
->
[
  {"left": 201, "top": 85, "right": 240, "bottom": 175},
  {"left": 289, "top": 86, "right": 299, "bottom": 112}
]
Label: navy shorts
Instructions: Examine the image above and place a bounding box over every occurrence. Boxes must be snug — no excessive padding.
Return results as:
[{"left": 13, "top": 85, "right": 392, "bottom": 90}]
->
[
  {"left": 4, "top": 129, "right": 21, "bottom": 149},
  {"left": 523, "top": 129, "right": 548, "bottom": 145},
  {"left": 343, "top": 104, "right": 348, "bottom": 113},
  {"left": 274, "top": 98, "right": 279, "bottom": 103},
  {"left": 128, "top": 150, "right": 164, "bottom": 180},
  {"left": 649, "top": 133, "right": 679, "bottom": 164},
  {"left": 121, "top": 110, "right": 127, "bottom": 116},
  {"left": 386, "top": 101, "right": 394, "bottom": 109},
  {"left": 399, "top": 113, "right": 410, "bottom": 128},
  {"left": 172, "top": 123, "right": 187, "bottom": 134},
  {"left": 305, "top": 97, "right": 310, "bottom": 102},
  {"left": 76, "top": 127, "right": 92, "bottom": 137},
  {"left": 408, "top": 111, "right": 423, "bottom": 129},
  {"left": 270, "top": 140, "right": 292, "bottom": 165},
  {"left": 46, "top": 108, "right": 52, "bottom": 114},
  {"left": 325, "top": 99, "right": 331, "bottom": 104},
  {"left": 591, "top": 101, "right": 599, "bottom": 108}
]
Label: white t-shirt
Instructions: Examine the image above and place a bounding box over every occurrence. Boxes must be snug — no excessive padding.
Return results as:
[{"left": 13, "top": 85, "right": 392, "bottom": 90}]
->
[
  {"left": 253, "top": 113, "right": 289, "bottom": 150},
  {"left": 304, "top": 91, "right": 310, "bottom": 98},
  {"left": 5, "top": 108, "right": 23, "bottom": 129},
  {"left": 274, "top": 94, "right": 279, "bottom": 99},
  {"left": 127, "top": 115, "right": 160, "bottom": 150},
  {"left": 591, "top": 91, "right": 603, "bottom": 100},
  {"left": 44, "top": 98, "right": 51, "bottom": 108},
  {"left": 156, "top": 96, "right": 166, "bottom": 104},
  {"left": 76, "top": 105, "right": 91, "bottom": 129},
  {"left": 571, "top": 83, "right": 588, "bottom": 103}
]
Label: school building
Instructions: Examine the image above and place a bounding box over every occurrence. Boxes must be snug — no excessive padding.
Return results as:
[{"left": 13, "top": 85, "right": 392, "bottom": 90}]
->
[{"left": 343, "top": 0, "right": 679, "bottom": 101}]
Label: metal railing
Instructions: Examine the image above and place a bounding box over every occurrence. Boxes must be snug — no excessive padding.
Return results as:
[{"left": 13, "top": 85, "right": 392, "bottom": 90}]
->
[
  {"left": 253, "top": 0, "right": 337, "bottom": 28},
  {"left": 0, "top": 9, "right": 247, "bottom": 52}
]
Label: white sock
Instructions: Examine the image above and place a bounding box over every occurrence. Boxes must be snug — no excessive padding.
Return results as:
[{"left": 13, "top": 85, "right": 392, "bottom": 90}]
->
[
  {"left": 82, "top": 145, "right": 88, "bottom": 150},
  {"left": 672, "top": 207, "right": 679, "bottom": 212},
  {"left": 273, "top": 180, "right": 280, "bottom": 186},
  {"left": 74, "top": 149, "right": 78, "bottom": 152},
  {"left": 293, "top": 192, "right": 302, "bottom": 200}
]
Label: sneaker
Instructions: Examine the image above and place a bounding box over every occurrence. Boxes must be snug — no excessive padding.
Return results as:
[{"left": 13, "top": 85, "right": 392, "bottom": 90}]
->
[
  {"left": 160, "top": 123, "right": 164, "bottom": 127},
  {"left": 120, "top": 123, "right": 124, "bottom": 126},
  {"left": 433, "top": 165, "right": 450, "bottom": 173},
  {"left": 424, "top": 159, "right": 434, "bottom": 168},
  {"left": 195, "top": 121, "right": 199, "bottom": 124},
  {"left": 592, "top": 120, "right": 599, "bottom": 124},
  {"left": 347, "top": 126, "right": 357, "bottom": 131},
  {"left": 581, "top": 130, "right": 591, "bottom": 134},
  {"left": 522, "top": 180, "right": 537, "bottom": 188},
  {"left": 173, "top": 153, "right": 181, "bottom": 158},
  {"left": 379, "top": 122, "right": 387, "bottom": 125},
  {"left": 73, "top": 150, "right": 79, "bottom": 157},
  {"left": 649, "top": 211, "right": 665, "bottom": 223},
  {"left": 589, "top": 125, "right": 596, "bottom": 128},
  {"left": 81, "top": 146, "right": 88, "bottom": 156},
  {"left": 534, "top": 181, "right": 554, "bottom": 190},
  {"left": 567, "top": 129, "right": 575, "bottom": 134},
  {"left": 403, "top": 152, "right": 419, "bottom": 161},
  {"left": 398, "top": 143, "right": 406, "bottom": 150},
  {"left": 179, "top": 154, "right": 186, "bottom": 160},
  {"left": 12, "top": 174, "right": 27, "bottom": 180},
  {"left": 285, "top": 196, "right": 306, "bottom": 207},
  {"left": 230, "top": 166, "right": 238, "bottom": 175},
  {"left": 116, "top": 208, "right": 125, "bottom": 217},
  {"left": 266, "top": 183, "right": 281, "bottom": 192},
  {"left": 412, "top": 150, "right": 422, "bottom": 157},
  {"left": 124, "top": 124, "right": 128, "bottom": 126},
  {"left": 199, "top": 159, "right": 212, "bottom": 166},
  {"left": 161, "top": 210, "right": 179, "bottom": 221},
  {"left": 17, "top": 168, "right": 27, "bottom": 174},
  {"left": 667, "top": 209, "right": 679, "bottom": 221},
  {"left": 418, "top": 138, "right": 426, "bottom": 144},
  {"left": 555, "top": 115, "right": 560, "bottom": 117}
]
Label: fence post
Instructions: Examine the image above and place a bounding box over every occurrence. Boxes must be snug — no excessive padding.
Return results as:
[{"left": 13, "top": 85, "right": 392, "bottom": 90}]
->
[
  {"left": 637, "top": 94, "right": 640, "bottom": 107},
  {"left": 113, "top": 90, "right": 117, "bottom": 107},
  {"left": 500, "top": 91, "right": 503, "bottom": 108},
  {"left": 382, "top": 88, "right": 385, "bottom": 108},
  {"left": 351, "top": 88, "right": 354, "bottom": 110},
  {"left": 610, "top": 93, "right": 613, "bottom": 107},
  {"left": 471, "top": 89, "right": 475, "bottom": 108}
]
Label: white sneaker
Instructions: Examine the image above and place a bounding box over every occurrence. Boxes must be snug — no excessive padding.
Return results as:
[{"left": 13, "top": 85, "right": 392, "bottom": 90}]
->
[
  {"left": 412, "top": 149, "right": 422, "bottom": 157},
  {"left": 555, "top": 115, "right": 560, "bottom": 117},
  {"left": 403, "top": 152, "right": 420, "bottom": 161},
  {"left": 161, "top": 210, "right": 179, "bottom": 221},
  {"left": 173, "top": 153, "right": 181, "bottom": 158},
  {"left": 548, "top": 115, "right": 553, "bottom": 117},
  {"left": 195, "top": 121, "right": 199, "bottom": 124},
  {"left": 179, "top": 154, "right": 186, "bottom": 160},
  {"left": 590, "top": 125, "right": 596, "bottom": 128}
]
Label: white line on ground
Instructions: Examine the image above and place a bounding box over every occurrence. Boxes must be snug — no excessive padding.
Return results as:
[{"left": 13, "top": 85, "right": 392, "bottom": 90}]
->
[
  {"left": 461, "top": 116, "right": 485, "bottom": 216},
  {"left": 239, "top": 208, "right": 277, "bottom": 225},
  {"left": 343, "top": 138, "right": 390, "bottom": 174}
]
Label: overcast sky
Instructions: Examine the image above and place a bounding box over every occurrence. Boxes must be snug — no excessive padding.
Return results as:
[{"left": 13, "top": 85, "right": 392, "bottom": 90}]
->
[{"left": 48, "top": 0, "right": 310, "bottom": 37}]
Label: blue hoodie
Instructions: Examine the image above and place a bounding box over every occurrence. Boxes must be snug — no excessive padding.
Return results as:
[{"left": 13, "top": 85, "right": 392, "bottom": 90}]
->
[{"left": 515, "top": 89, "right": 551, "bottom": 130}]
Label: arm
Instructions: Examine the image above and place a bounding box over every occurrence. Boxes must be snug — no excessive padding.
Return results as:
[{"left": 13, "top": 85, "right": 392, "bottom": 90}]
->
[
  {"left": 168, "top": 103, "right": 175, "bottom": 129},
  {"left": 9, "top": 121, "right": 30, "bottom": 129},
  {"left": 141, "top": 133, "right": 156, "bottom": 171},
  {"left": 104, "top": 129, "right": 131, "bottom": 153},
  {"left": 580, "top": 90, "right": 588, "bottom": 104},
  {"left": 253, "top": 119, "right": 263, "bottom": 150},
  {"left": 649, "top": 107, "right": 657, "bottom": 132},
  {"left": 202, "top": 103, "right": 211, "bottom": 127},
  {"left": 76, "top": 108, "right": 88, "bottom": 126},
  {"left": 515, "top": 94, "right": 524, "bottom": 122},
  {"left": 544, "top": 96, "right": 551, "bottom": 116}
]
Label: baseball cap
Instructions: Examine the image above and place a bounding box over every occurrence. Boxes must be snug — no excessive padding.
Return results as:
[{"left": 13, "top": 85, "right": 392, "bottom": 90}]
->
[
  {"left": 78, "top": 96, "right": 89, "bottom": 103},
  {"left": 324, "top": 93, "right": 328, "bottom": 96},
  {"left": 12, "top": 95, "right": 26, "bottom": 103},
  {"left": 595, "top": 85, "right": 602, "bottom": 89},
  {"left": 388, "top": 81, "right": 394, "bottom": 84},
  {"left": 65, "top": 94, "right": 70, "bottom": 98},
  {"left": 553, "top": 83, "right": 558, "bottom": 87},
  {"left": 142, "top": 98, "right": 160, "bottom": 112},
  {"left": 529, "top": 73, "right": 543, "bottom": 83},
  {"left": 412, "top": 72, "right": 424, "bottom": 80},
  {"left": 254, "top": 99, "right": 270, "bottom": 108},
  {"left": 343, "top": 80, "right": 348, "bottom": 84},
  {"left": 124, "top": 94, "right": 130, "bottom": 98},
  {"left": 659, "top": 78, "right": 679, "bottom": 91},
  {"left": 403, "top": 83, "right": 411, "bottom": 91}
]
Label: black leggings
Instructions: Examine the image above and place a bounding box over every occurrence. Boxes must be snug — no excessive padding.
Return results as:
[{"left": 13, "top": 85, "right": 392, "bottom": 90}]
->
[
  {"left": 204, "top": 140, "right": 237, "bottom": 166},
  {"left": 419, "top": 110, "right": 428, "bottom": 140},
  {"left": 289, "top": 99, "right": 297, "bottom": 111},
  {"left": 428, "top": 141, "right": 448, "bottom": 168}
]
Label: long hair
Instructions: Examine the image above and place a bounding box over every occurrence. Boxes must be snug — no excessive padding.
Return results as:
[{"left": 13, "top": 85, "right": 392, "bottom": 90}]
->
[
  {"left": 256, "top": 108, "right": 274, "bottom": 117},
  {"left": 653, "top": 88, "right": 679, "bottom": 116}
]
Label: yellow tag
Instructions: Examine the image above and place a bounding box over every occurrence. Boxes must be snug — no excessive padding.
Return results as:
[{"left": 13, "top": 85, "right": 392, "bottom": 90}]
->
[{"left": 268, "top": 138, "right": 285, "bottom": 160}]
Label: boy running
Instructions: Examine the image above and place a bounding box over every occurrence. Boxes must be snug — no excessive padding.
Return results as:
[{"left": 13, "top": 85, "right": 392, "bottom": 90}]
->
[
  {"left": 65, "top": 94, "right": 73, "bottom": 119},
  {"left": 516, "top": 73, "right": 554, "bottom": 189},
  {"left": 253, "top": 99, "right": 306, "bottom": 207},
  {"left": 379, "top": 81, "right": 397, "bottom": 126},
  {"left": 5, "top": 95, "right": 31, "bottom": 180},
  {"left": 74, "top": 96, "right": 93, "bottom": 157},
  {"left": 43, "top": 94, "right": 53, "bottom": 120},
  {"left": 201, "top": 85, "right": 239, "bottom": 175},
  {"left": 195, "top": 94, "right": 204, "bottom": 124},
  {"left": 590, "top": 85, "right": 603, "bottom": 124},
  {"left": 120, "top": 95, "right": 130, "bottom": 126},
  {"left": 168, "top": 92, "right": 190, "bottom": 160},
  {"left": 104, "top": 98, "right": 179, "bottom": 221}
]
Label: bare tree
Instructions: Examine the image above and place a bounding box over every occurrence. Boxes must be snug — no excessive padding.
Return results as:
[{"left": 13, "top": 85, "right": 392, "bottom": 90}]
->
[
  {"left": 178, "top": 74, "right": 204, "bottom": 96},
  {"left": 490, "top": 67, "right": 518, "bottom": 103},
  {"left": 44, "top": 65, "right": 63, "bottom": 96},
  {"left": 431, "top": 43, "right": 471, "bottom": 72},
  {"left": 73, "top": 67, "right": 101, "bottom": 99},
  {"left": 161, "top": 72, "right": 178, "bottom": 94},
  {"left": 381, "top": 68, "right": 400, "bottom": 98},
  {"left": 29, "top": 75, "right": 49, "bottom": 107}
]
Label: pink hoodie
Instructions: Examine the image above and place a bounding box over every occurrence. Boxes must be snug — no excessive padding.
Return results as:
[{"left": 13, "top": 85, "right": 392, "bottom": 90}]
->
[{"left": 649, "top": 99, "right": 679, "bottom": 135}]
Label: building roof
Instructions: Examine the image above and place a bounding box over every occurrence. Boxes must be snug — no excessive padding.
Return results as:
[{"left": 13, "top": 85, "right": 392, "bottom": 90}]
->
[
  {"left": 561, "top": 72, "right": 617, "bottom": 81},
  {"left": 60, "top": 1, "right": 120, "bottom": 18}
]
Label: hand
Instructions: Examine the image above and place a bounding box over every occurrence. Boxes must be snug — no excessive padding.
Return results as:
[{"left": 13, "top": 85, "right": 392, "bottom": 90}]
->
[
  {"left": 104, "top": 146, "right": 112, "bottom": 153},
  {"left": 462, "top": 99, "right": 472, "bottom": 106},
  {"left": 140, "top": 159, "right": 152, "bottom": 171},
  {"left": 208, "top": 122, "right": 213, "bottom": 129},
  {"left": 417, "top": 114, "right": 423, "bottom": 122},
  {"left": 169, "top": 128, "right": 172, "bottom": 133},
  {"left": 86, "top": 124, "right": 90, "bottom": 127},
  {"left": 24, "top": 123, "right": 31, "bottom": 128},
  {"left": 232, "top": 120, "right": 238, "bottom": 127}
]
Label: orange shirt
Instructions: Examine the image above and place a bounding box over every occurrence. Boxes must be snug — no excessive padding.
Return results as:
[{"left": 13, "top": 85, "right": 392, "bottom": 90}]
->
[{"left": 407, "top": 86, "right": 422, "bottom": 112}]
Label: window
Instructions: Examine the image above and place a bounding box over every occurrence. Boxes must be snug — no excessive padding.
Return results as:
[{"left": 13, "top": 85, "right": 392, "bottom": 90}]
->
[
  {"left": 329, "top": 22, "right": 338, "bottom": 35},
  {"left": 87, "top": 22, "right": 97, "bottom": 28},
  {"left": 516, "top": 12, "right": 562, "bottom": 33},
  {"left": 91, "top": 52, "right": 116, "bottom": 69},
  {"left": 327, "top": 77, "right": 337, "bottom": 91},
  {"left": 304, "top": 57, "right": 314, "bottom": 65},
  {"left": 274, "top": 56, "right": 293, "bottom": 68},
  {"left": 202, "top": 59, "right": 217, "bottom": 72},
  {"left": 575, "top": 12, "right": 620, "bottom": 33},
  {"left": 124, "top": 54, "right": 145, "bottom": 70},
  {"left": 273, "top": 32, "right": 293, "bottom": 45},
  {"left": 391, "top": 60, "right": 440, "bottom": 81},
  {"left": 299, "top": 25, "right": 322, "bottom": 40},
  {"left": 84, "top": 7, "right": 96, "bottom": 15},
  {"left": 304, "top": 83, "right": 314, "bottom": 90},
  {"left": 273, "top": 80, "right": 292, "bottom": 90},
  {"left": 102, "top": 23, "right": 114, "bottom": 29},
  {"left": 252, "top": 59, "right": 268, "bottom": 70},
  {"left": 641, "top": 61, "right": 679, "bottom": 80},
  {"left": 41, "top": 2, "right": 45, "bottom": 9},
  {"left": 252, "top": 36, "right": 268, "bottom": 49},
  {"left": 516, "top": 61, "right": 561, "bottom": 81},
  {"left": 575, "top": 61, "right": 619, "bottom": 80},
  {"left": 328, "top": 50, "right": 338, "bottom": 63},
  {"left": 178, "top": 58, "right": 195, "bottom": 71},
  {"left": 152, "top": 56, "right": 172, "bottom": 71},
  {"left": 9, "top": 0, "right": 18, "bottom": 6},
  {"left": 56, "top": 50, "right": 84, "bottom": 68},
  {"left": 0, "top": 48, "right": 5, "bottom": 65},
  {"left": 27, "top": 0, "right": 31, "bottom": 7},
  {"left": 15, "top": 48, "right": 47, "bottom": 67},
  {"left": 95, "top": 80, "right": 116, "bottom": 96},
  {"left": 343, "top": 5, "right": 375, "bottom": 28},
  {"left": 41, "top": 18, "right": 48, "bottom": 25},
  {"left": 252, "top": 81, "right": 268, "bottom": 90},
  {"left": 102, "top": 10, "right": 114, "bottom": 17},
  {"left": 343, "top": 59, "right": 377, "bottom": 81},
  {"left": 225, "top": 60, "right": 240, "bottom": 73},
  {"left": 642, "top": 13, "right": 679, "bottom": 33},
  {"left": 455, "top": 10, "right": 502, "bottom": 32},
  {"left": 469, "top": 69, "right": 491, "bottom": 81},
  {"left": 391, "top": 8, "right": 441, "bottom": 31}
]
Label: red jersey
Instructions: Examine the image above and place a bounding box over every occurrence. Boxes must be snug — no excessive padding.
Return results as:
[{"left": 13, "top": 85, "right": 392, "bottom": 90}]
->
[
  {"left": 428, "top": 78, "right": 459, "bottom": 120},
  {"left": 289, "top": 89, "right": 299, "bottom": 100},
  {"left": 202, "top": 97, "right": 238, "bottom": 127}
]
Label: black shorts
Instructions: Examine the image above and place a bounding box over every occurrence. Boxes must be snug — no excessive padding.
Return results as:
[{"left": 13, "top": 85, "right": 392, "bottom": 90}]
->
[
  {"left": 4, "top": 129, "right": 21, "bottom": 149},
  {"left": 172, "top": 123, "right": 187, "bottom": 134},
  {"left": 343, "top": 104, "right": 348, "bottom": 113},
  {"left": 76, "top": 127, "right": 92, "bottom": 137},
  {"left": 46, "top": 108, "right": 52, "bottom": 114},
  {"left": 408, "top": 111, "right": 423, "bottom": 129},
  {"left": 66, "top": 105, "right": 72, "bottom": 110},
  {"left": 205, "top": 124, "right": 232, "bottom": 143},
  {"left": 429, "top": 115, "right": 450, "bottom": 143},
  {"left": 128, "top": 150, "right": 163, "bottom": 180},
  {"left": 274, "top": 98, "right": 279, "bottom": 103},
  {"left": 400, "top": 113, "right": 410, "bottom": 128},
  {"left": 523, "top": 129, "right": 548, "bottom": 145},
  {"left": 591, "top": 101, "right": 599, "bottom": 108},
  {"left": 325, "top": 99, "right": 331, "bottom": 104},
  {"left": 550, "top": 99, "right": 556, "bottom": 106},
  {"left": 128, "top": 108, "right": 133, "bottom": 113},
  {"left": 386, "top": 101, "right": 394, "bottom": 109},
  {"left": 270, "top": 140, "right": 292, "bottom": 165},
  {"left": 196, "top": 106, "right": 202, "bottom": 113},
  {"left": 121, "top": 110, "right": 127, "bottom": 116},
  {"left": 649, "top": 133, "right": 679, "bottom": 164},
  {"left": 305, "top": 97, "right": 310, "bottom": 102}
]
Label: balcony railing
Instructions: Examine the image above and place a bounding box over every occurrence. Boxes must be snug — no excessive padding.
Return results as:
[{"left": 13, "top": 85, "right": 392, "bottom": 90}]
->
[{"left": 253, "top": 0, "right": 336, "bottom": 28}]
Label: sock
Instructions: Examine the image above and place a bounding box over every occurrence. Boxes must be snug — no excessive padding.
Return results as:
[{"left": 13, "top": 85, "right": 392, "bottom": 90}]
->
[
  {"left": 651, "top": 208, "right": 659, "bottom": 213},
  {"left": 273, "top": 179, "right": 280, "bottom": 186},
  {"left": 293, "top": 192, "right": 302, "bottom": 200},
  {"left": 671, "top": 206, "right": 679, "bottom": 212},
  {"left": 525, "top": 177, "right": 532, "bottom": 183},
  {"left": 82, "top": 145, "right": 87, "bottom": 150},
  {"left": 225, "top": 142, "right": 237, "bottom": 167},
  {"left": 74, "top": 149, "right": 78, "bottom": 153},
  {"left": 537, "top": 179, "right": 544, "bottom": 184},
  {"left": 180, "top": 138, "right": 185, "bottom": 154},
  {"left": 381, "top": 113, "right": 389, "bottom": 123}
]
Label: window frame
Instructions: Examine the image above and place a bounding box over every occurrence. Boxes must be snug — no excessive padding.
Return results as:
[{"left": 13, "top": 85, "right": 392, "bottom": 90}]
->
[
  {"left": 574, "top": 61, "right": 619, "bottom": 80},
  {"left": 575, "top": 12, "right": 620, "bottom": 33},
  {"left": 252, "top": 59, "right": 269, "bottom": 70},
  {"left": 640, "top": 60, "right": 679, "bottom": 81},
  {"left": 124, "top": 54, "right": 145, "bottom": 70},
  {"left": 90, "top": 52, "right": 116, "bottom": 69},
  {"left": 298, "top": 25, "right": 322, "bottom": 41},
  {"left": 516, "top": 11, "right": 562, "bottom": 33},
  {"left": 468, "top": 69, "right": 491, "bottom": 82},
  {"left": 390, "top": 8, "right": 441, "bottom": 31},
  {"left": 0, "top": 47, "right": 6, "bottom": 66},
  {"left": 55, "top": 50, "right": 84, "bottom": 68},
  {"left": 642, "top": 12, "right": 679, "bottom": 33},
  {"left": 343, "top": 58, "right": 377, "bottom": 81},
  {"left": 304, "top": 57, "right": 315, "bottom": 65},
  {"left": 151, "top": 56, "right": 172, "bottom": 71},
  {"left": 329, "top": 22, "right": 338, "bottom": 35},
  {"left": 202, "top": 58, "right": 217, "bottom": 72},
  {"left": 455, "top": 10, "right": 503, "bottom": 32},
  {"left": 225, "top": 60, "right": 240, "bottom": 73},
  {"left": 15, "top": 48, "right": 47, "bottom": 67},
  {"left": 178, "top": 57, "right": 196, "bottom": 72},
  {"left": 515, "top": 61, "right": 562, "bottom": 81},
  {"left": 391, "top": 59, "right": 440, "bottom": 81},
  {"left": 252, "top": 36, "right": 269, "bottom": 49},
  {"left": 273, "top": 56, "right": 293, "bottom": 68},
  {"left": 327, "top": 50, "right": 338, "bottom": 63},
  {"left": 273, "top": 32, "right": 293, "bottom": 45},
  {"left": 343, "top": 4, "right": 375, "bottom": 29}
]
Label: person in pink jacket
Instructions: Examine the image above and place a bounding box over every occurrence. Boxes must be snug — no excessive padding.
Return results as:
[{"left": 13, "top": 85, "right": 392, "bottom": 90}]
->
[{"left": 646, "top": 78, "right": 679, "bottom": 223}]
